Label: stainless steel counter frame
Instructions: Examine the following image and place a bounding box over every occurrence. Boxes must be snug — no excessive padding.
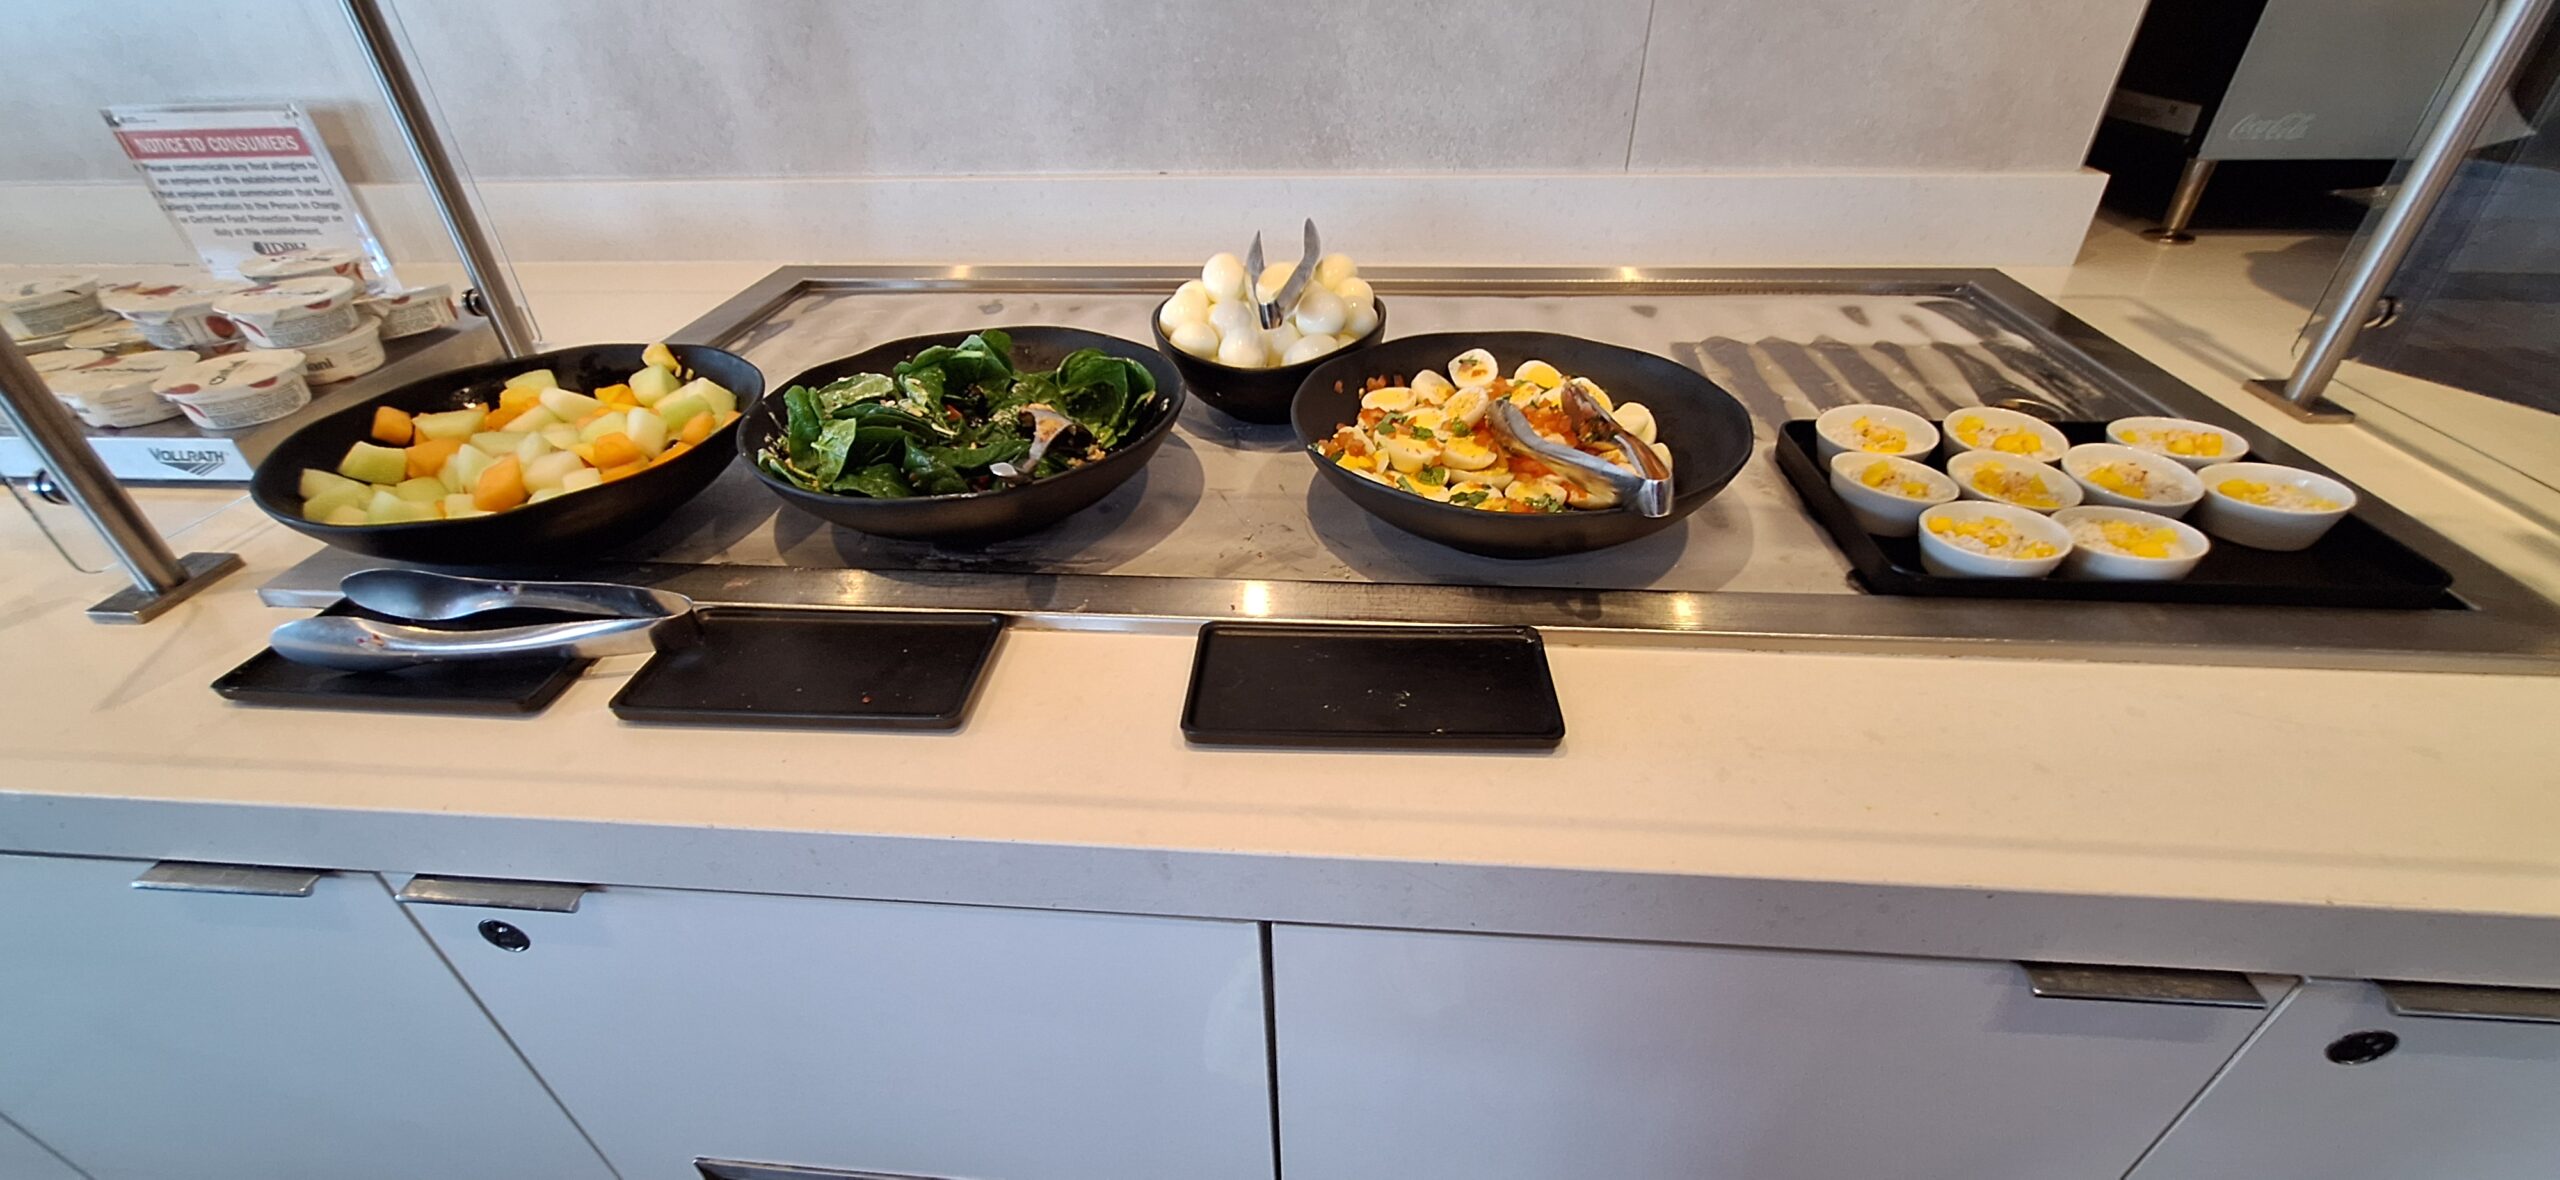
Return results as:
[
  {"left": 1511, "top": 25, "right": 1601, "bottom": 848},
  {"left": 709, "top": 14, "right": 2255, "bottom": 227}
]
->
[{"left": 268, "top": 266, "right": 2560, "bottom": 674}]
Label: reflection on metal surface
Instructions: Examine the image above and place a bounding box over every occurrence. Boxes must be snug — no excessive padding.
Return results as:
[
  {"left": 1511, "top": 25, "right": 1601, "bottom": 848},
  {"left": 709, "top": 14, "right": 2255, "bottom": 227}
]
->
[
  {"left": 2021, "top": 963, "right": 2268, "bottom": 1009},
  {"left": 253, "top": 265, "right": 2560, "bottom": 675},
  {"left": 2379, "top": 979, "right": 2560, "bottom": 1024},
  {"left": 132, "top": 861, "right": 323, "bottom": 897},
  {"left": 697, "top": 1159, "right": 952, "bottom": 1180},
  {"left": 397, "top": 876, "right": 590, "bottom": 914}
]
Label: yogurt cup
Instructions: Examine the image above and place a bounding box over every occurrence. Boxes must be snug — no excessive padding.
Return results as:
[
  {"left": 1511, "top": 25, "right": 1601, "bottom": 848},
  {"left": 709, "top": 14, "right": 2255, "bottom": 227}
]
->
[
  {"left": 214, "top": 276, "right": 361, "bottom": 349},
  {"left": 48, "top": 349, "right": 199, "bottom": 429},
  {"left": 64, "top": 317, "right": 153, "bottom": 355},
  {"left": 152, "top": 350, "right": 312, "bottom": 430},
  {"left": 31, "top": 348, "right": 109, "bottom": 379},
  {"left": 101, "top": 279, "right": 251, "bottom": 349},
  {"left": 294, "top": 317, "right": 385, "bottom": 384},
  {"left": 359, "top": 284, "right": 458, "bottom": 339},
  {"left": 2, "top": 274, "right": 107, "bottom": 341},
  {"left": 238, "top": 248, "right": 365, "bottom": 283}
]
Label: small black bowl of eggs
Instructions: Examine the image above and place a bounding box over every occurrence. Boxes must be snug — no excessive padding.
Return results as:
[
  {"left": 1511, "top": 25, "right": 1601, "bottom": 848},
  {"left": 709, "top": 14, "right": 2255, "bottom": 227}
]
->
[{"left": 1152, "top": 250, "right": 1386, "bottom": 425}]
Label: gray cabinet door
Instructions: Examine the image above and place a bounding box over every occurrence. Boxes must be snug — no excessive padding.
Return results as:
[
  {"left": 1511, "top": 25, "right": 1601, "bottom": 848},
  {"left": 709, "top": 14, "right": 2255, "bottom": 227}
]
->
[
  {"left": 2128, "top": 978, "right": 2560, "bottom": 1179},
  {"left": 404, "top": 883, "right": 1273, "bottom": 1180},
  {"left": 0, "top": 1114, "right": 82, "bottom": 1180},
  {"left": 0, "top": 854, "right": 612, "bottom": 1180},
  {"left": 1275, "top": 925, "right": 2267, "bottom": 1180}
]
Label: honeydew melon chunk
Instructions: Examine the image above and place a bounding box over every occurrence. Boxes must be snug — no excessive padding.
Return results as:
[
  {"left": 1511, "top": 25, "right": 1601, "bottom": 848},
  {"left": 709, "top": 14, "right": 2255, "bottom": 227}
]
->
[
  {"left": 629, "top": 365, "right": 682, "bottom": 405},
  {"left": 654, "top": 389, "right": 711, "bottom": 435},
  {"left": 578, "top": 413, "right": 626, "bottom": 445},
  {"left": 441, "top": 444, "right": 496, "bottom": 494},
  {"left": 514, "top": 432, "right": 557, "bottom": 463},
  {"left": 392, "top": 477, "right": 447, "bottom": 503},
  {"left": 411, "top": 407, "right": 487, "bottom": 442},
  {"left": 538, "top": 388, "right": 605, "bottom": 420},
  {"left": 468, "top": 430, "right": 529, "bottom": 457},
  {"left": 626, "top": 408, "right": 669, "bottom": 457},
  {"left": 511, "top": 405, "right": 561, "bottom": 431},
  {"left": 366, "top": 489, "right": 439, "bottom": 524},
  {"left": 440, "top": 494, "right": 492, "bottom": 520},
  {"left": 322, "top": 504, "right": 370, "bottom": 526},
  {"left": 300, "top": 467, "right": 367, "bottom": 502},
  {"left": 640, "top": 342, "right": 678, "bottom": 372},
  {"left": 502, "top": 368, "right": 559, "bottom": 392},
  {"left": 302, "top": 486, "right": 366, "bottom": 522},
  {"left": 522, "top": 449, "right": 588, "bottom": 492},
  {"left": 526, "top": 487, "right": 565, "bottom": 504},
  {"left": 540, "top": 424, "right": 581, "bottom": 449},
  {"left": 336, "top": 441, "right": 408, "bottom": 487},
  {"left": 559, "top": 467, "right": 605, "bottom": 494},
  {"left": 675, "top": 378, "right": 735, "bottom": 418}
]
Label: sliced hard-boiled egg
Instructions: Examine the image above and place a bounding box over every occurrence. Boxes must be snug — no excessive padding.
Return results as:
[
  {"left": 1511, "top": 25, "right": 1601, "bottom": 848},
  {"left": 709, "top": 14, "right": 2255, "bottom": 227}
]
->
[
  {"left": 1282, "top": 333, "right": 1338, "bottom": 365},
  {"left": 1444, "top": 387, "right": 1491, "bottom": 426},
  {"left": 1292, "top": 286, "right": 1348, "bottom": 336},
  {"left": 1406, "top": 407, "right": 1448, "bottom": 433},
  {"left": 1393, "top": 472, "right": 1453, "bottom": 501},
  {"left": 1410, "top": 370, "right": 1454, "bottom": 404},
  {"left": 1379, "top": 433, "right": 1440, "bottom": 473},
  {"left": 1314, "top": 253, "right": 1358, "bottom": 288},
  {"left": 1449, "top": 480, "right": 1505, "bottom": 505},
  {"left": 1202, "top": 253, "right": 1247, "bottom": 302},
  {"left": 1217, "top": 331, "right": 1267, "bottom": 369},
  {"left": 1561, "top": 375, "right": 1611, "bottom": 410},
  {"left": 1170, "top": 320, "right": 1221, "bottom": 360},
  {"left": 1611, "top": 401, "right": 1657, "bottom": 444},
  {"left": 1441, "top": 435, "right": 1498, "bottom": 471},
  {"left": 1508, "top": 476, "right": 1567, "bottom": 507},
  {"left": 1361, "top": 386, "right": 1416, "bottom": 412},
  {"left": 1449, "top": 348, "right": 1498, "bottom": 388},
  {"left": 1466, "top": 463, "right": 1516, "bottom": 488},
  {"left": 1512, "top": 359, "right": 1563, "bottom": 390},
  {"left": 1651, "top": 440, "right": 1674, "bottom": 469}
]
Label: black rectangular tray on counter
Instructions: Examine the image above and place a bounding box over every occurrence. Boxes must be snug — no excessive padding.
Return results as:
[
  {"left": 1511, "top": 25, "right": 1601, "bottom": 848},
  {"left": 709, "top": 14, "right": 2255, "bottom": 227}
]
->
[
  {"left": 1773, "top": 420, "right": 2458, "bottom": 610},
  {"left": 610, "top": 608, "right": 1007, "bottom": 730},
  {"left": 212, "top": 602, "right": 589, "bottom": 715},
  {"left": 1183, "top": 623, "right": 1564, "bottom": 750}
]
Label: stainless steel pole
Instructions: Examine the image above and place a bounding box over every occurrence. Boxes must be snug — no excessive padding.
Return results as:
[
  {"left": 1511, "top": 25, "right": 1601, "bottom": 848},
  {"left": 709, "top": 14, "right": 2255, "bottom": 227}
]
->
[
  {"left": 2266, "top": 0, "right": 2555, "bottom": 416},
  {"left": 0, "top": 333, "right": 241, "bottom": 622},
  {"left": 341, "top": 0, "right": 540, "bottom": 357}
]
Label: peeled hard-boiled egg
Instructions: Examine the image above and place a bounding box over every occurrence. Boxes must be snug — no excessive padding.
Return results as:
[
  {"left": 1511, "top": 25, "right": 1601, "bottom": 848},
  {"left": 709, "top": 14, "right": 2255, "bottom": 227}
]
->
[
  {"left": 1256, "top": 261, "right": 1296, "bottom": 303},
  {"left": 1410, "top": 370, "right": 1454, "bottom": 402},
  {"left": 1449, "top": 349, "right": 1498, "bottom": 389},
  {"left": 1512, "top": 359, "right": 1562, "bottom": 390},
  {"left": 1334, "top": 275, "right": 1374, "bottom": 311},
  {"left": 1216, "top": 331, "right": 1268, "bottom": 368},
  {"left": 1441, "top": 435, "right": 1498, "bottom": 471},
  {"left": 1315, "top": 253, "right": 1359, "bottom": 288},
  {"left": 1263, "top": 323, "right": 1303, "bottom": 362},
  {"left": 1360, "top": 386, "right": 1416, "bottom": 412},
  {"left": 1612, "top": 401, "right": 1658, "bottom": 444},
  {"left": 1340, "top": 300, "right": 1378, "bottom": 342},
  {"left": 1282, "top": 333, "right": 1338, "bottom": 365},
  {"left": 1208, "top": 299, "right": 1260, "bottom": 341},
  {"left": 1292, "top": 286, "right": 1347, "bottom": 336},
  {"left": 1444, "top": 387, "right": 1490, "bottom": 426},
  {"left": 1162, "top": 280, "right": 1212, "bottom": 329},
  {"left": 1170, "top": 320, "right": 1221, "bottom": 361},
  {"left": 1203, "top": 254, "right": 1247, "bottom": 302},
  {"left": 1379, "top": 434, "right": 1440, "bottom": 473}
]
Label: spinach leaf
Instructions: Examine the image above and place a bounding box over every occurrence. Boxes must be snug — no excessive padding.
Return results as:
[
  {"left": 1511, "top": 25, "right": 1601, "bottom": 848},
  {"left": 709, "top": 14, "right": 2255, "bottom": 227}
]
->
[
  {"left": 899, "top": 440, "right": 969, "bottom": 497},
  {"left": 833, "top": 462, "right": 913, "bottom": 499},
  {"left": 813, "top": 373, "right": 895, "bottom": 418},
  {"left": 1048, "top": 348, "right": 1155, "bottom": 447},
  {"left": 780, "top": 385, "right": 824, "bottom": 458}
]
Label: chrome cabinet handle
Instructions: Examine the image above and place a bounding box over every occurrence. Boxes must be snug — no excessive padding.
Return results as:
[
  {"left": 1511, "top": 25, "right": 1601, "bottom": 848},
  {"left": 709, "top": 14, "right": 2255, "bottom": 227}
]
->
[
  {"left": 131, "top": 861, "right": 324, "bottom": 897},
  {"left": 697, "top": 1159, "right": 954, "bottom": 1180},
  {"left": 396, "top": 875, "right": 589, "bottom": 913},
  {"left": 2020, "top": 962, "right": 2267, "bottom": 1009},
  {"left": 2378, "top": 980, "right": 2560, "bottom": 1025}
]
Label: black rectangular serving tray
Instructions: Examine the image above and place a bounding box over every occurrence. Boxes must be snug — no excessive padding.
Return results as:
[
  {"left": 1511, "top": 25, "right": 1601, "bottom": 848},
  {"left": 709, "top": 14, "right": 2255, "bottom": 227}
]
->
[
  {"left": 1182, "top": 622, "right": 1564, "bottom": 750},
  {"left": 1774, "top": 420, "right": 2457, "bottom": 609},
  {"left": 213, "top": 602, "right": 588, "bottom": 715},
  {"left": 610, "top": 608, "right": 1006, "bottom": 730}
]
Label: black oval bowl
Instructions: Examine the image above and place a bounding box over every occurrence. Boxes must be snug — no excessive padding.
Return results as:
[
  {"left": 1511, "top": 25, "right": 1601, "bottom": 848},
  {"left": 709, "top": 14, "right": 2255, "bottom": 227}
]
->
[
  {"left": 250, "top": 343, "right": 762, "bottom": 566},
  {"left": 1292, "top": 331, "right": 1755, "bottom": 559},
  {"left": 740, "top": 326, "right": 1184, "bottom": 544},
  {"left": 1152, "top": 296, "right": 1386, "bottom": 425}
]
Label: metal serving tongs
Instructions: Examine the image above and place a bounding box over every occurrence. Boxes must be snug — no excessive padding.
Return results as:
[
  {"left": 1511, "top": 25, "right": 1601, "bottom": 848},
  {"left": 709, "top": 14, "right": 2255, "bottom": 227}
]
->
[
  {"left": 1244, "top": 219, "right": 1323, "bottom": 329},
  {"left": 268, "top": 569, "right": 700, "bottom": 672},
  {"left": 1486, "top": 382, "right": 1676, "bottom": 517}
]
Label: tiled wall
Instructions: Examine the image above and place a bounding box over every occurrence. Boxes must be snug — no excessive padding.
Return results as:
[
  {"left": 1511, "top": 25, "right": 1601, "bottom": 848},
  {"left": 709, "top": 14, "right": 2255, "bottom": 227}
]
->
[{"left": 9, "top": 0, "right": 2141, "bottom": 183}]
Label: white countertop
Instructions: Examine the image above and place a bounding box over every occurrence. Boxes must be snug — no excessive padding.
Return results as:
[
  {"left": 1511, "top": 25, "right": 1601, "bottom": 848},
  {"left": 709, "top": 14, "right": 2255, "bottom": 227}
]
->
[{"left": 5, "top": 237, "right": 2559, "bottom": 987}]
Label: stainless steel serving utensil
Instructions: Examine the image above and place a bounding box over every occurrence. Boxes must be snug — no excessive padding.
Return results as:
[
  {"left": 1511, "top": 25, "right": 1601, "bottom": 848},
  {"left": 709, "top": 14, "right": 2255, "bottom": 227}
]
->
[
  {"left": 987, "top": 404, "right": 1079, "bottom": 485},
  {"left": 269, "top": 614, "right": 685, "bottom": 672},
  {"left": 339, "top": 569, "right": 694, "bottom": 622},
  {"left": 1487, "top": 382, "right": 1675, "bottom": 517},
  {"left": 1244, "top": 219, "right": 1323, "bottom": 329}
]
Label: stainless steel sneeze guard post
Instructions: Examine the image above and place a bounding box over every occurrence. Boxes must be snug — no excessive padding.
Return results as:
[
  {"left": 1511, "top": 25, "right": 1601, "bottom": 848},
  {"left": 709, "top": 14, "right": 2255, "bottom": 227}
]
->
[{"left": 262, "top": 265, "right": 2560, "bottom": 675}]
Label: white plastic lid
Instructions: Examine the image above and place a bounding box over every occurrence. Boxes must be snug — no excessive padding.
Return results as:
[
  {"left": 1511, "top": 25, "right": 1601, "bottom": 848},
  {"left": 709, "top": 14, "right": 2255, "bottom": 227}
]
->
[
  {"left": 238, "top": 249, "right": 363, "bottom": 280},
  {"left": 213, "top": 276, "right": 358, "bottom": 321},
  {"left": 2, "top": 273, "right": 98, "bottom": 307},
  {"left": 65, "top": 319, "right": 149, "bottom": 350},
  {"left": 152, "top": 350, "right": 307, "bottom": 396},
  {"left": 101, "top": 279, "right": 252, "bottom": 318},
  {"left": 32, "top": 349, "right": 109, "bottom": 377},
  {"left": 361, "top": 283, "right": 453, "bottom": 307},
  {"left": 50, "top": 350, "right": 199, "bottom": 396}
]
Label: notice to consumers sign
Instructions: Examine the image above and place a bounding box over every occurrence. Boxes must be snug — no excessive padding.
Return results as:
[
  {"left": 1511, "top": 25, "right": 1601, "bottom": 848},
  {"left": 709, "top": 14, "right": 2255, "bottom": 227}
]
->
[{"left": 102, "top": 103, "right": 396, "bottom": 287}]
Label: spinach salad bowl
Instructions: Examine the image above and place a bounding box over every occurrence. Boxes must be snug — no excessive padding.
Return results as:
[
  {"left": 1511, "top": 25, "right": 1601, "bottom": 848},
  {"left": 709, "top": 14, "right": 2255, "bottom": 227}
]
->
[{"left": 741, "top": 326, "right": 1185, "bottom": 544}]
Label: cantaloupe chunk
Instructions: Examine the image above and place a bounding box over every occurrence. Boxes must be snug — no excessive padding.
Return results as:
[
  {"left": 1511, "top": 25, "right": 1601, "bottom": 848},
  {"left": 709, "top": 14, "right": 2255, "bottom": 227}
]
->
[
  {"left": 590, "top": 431, "right": 643, "bottom": 469},
  {"left": 651, "top": 441, "right": 693, "bottom": 467},
  {"left": 472, "top": 455, "right": 527, "bottom": 512},
  {"left": 594, "top": 383, "right": 636, "bottom": 407},
  {"left": 599, "top": 460, "right": 650, "bottom": 483},
  {"left": 482, "top": 404, "right": 524, "bottom": 431},
  {"left": 677, "top": 409, "right": 716, "bottom": 446},
  {"left": 370, "top": 406, "right": 413, "bottom": 445},
  {"left": 406, "top": 436, "right": 464, "bottom": 479},
  {"left": 498, "top": 386, "right": 542, "bottom": 413}
]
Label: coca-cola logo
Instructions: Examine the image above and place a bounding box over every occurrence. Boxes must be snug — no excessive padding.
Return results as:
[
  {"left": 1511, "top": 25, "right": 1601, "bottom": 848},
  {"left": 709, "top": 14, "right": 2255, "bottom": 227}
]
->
[{"left": 2229, "top": 112, "right": 2315, "bottom": 141}]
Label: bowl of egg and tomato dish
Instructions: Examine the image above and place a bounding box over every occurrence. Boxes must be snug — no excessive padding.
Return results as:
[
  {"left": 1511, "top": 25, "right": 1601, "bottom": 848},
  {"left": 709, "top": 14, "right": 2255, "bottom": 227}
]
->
[{"left": 1153, "top": 249, "right": 1385, "bottom": 424}]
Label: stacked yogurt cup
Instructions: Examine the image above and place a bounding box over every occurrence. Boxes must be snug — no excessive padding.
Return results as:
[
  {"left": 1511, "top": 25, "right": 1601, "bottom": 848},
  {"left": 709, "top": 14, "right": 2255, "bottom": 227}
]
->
[
  {"left": 214, "top": 272, "right": 384, "bottom": 388},
  {"left": 2, "top": 274, "right": 113, "bottom": 354},
  {"left": 34, "top": 348, "right": 200, "bottom": 429}
]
